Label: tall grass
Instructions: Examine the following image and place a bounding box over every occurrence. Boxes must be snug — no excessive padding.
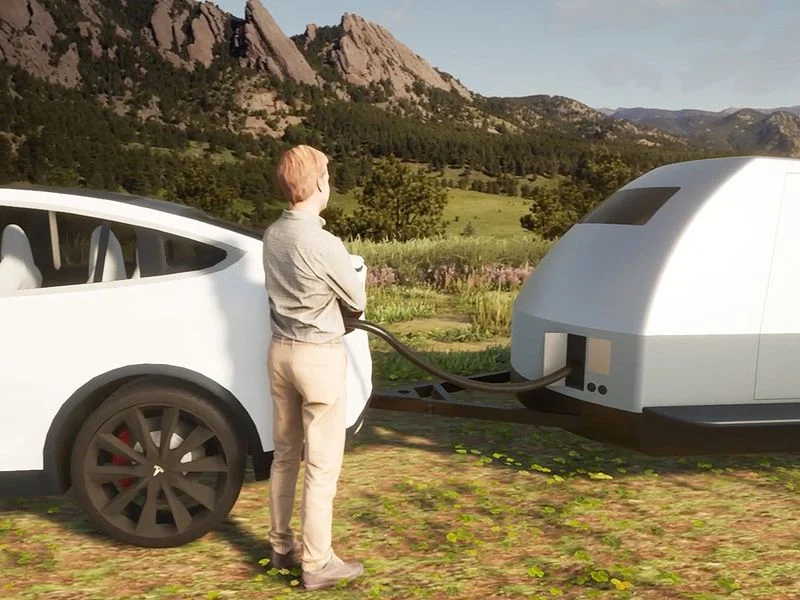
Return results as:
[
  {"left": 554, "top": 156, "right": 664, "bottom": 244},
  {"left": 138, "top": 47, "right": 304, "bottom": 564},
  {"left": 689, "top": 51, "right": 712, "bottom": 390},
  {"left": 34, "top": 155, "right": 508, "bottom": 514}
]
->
[
  {"left": 462, "top": 290, "right": 515, "bottom": 335},
  {"left": 365, "top": 286, "right": 441, "bottom": 324},
  {"left": 348, "top": 235, "right": 553, "bottom": 291}
]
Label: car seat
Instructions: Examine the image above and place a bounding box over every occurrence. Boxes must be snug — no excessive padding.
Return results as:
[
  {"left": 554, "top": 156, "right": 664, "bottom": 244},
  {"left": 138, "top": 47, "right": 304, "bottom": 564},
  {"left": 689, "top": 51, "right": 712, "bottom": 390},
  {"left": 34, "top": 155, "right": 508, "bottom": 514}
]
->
[
  {"left": 0, "top": 224, "right": 43, "bottom": 291},
  {"left": 87, "top": 225, "right": 127, "bottom": 283}
]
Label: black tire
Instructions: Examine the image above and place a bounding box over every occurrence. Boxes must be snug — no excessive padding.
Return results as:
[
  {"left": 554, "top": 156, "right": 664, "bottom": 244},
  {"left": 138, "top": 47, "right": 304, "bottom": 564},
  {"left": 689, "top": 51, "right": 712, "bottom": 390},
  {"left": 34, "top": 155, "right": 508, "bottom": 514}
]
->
[{"left": 69, "top": 377, "right": 246, "bottom": 548}]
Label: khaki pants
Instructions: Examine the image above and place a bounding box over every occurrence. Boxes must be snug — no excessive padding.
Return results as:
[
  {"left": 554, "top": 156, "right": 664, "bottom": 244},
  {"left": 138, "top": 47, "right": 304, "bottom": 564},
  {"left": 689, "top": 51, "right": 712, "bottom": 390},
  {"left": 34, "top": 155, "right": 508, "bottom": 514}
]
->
[{"left": 267, "top": 335, "right": 348, "bottom": 572}]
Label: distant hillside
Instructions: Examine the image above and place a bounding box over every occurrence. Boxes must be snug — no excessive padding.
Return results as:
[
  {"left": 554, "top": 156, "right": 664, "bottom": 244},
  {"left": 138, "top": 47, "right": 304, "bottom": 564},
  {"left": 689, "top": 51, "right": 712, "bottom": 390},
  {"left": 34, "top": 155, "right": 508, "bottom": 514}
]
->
[{"left": 608, "top": 105, "right": 800, "bottom": 156}]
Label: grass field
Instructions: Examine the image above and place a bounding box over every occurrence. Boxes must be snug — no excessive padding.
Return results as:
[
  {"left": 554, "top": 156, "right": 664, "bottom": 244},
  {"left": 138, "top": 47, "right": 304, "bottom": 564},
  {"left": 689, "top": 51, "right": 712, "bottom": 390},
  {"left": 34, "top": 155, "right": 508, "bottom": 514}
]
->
[
  {"left": 328, "top": 160, "right": 563, "bottom": 239},
  {"left": 330, "top": 187, "right": 536, "bottom": 238},
  {"left": 3, "top": 275, "right": 800, "bottom": 599}
]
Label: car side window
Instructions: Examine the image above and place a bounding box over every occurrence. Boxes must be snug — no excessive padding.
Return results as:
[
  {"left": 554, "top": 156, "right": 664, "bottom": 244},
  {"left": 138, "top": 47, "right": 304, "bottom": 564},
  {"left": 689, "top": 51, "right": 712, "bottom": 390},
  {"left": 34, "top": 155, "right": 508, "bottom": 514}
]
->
[
  {"left": 51, "top": 210, "right": 139, "bottom": 284},
  {"left": 0, "top": 205, "right": 227, "bottom": 289}
]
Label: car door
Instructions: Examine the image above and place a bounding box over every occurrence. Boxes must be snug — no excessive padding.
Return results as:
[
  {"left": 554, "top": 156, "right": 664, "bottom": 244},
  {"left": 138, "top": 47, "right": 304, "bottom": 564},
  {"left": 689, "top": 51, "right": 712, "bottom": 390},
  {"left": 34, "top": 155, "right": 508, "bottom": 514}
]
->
[
  {"left": 0, "top": 203, "right": 87, "bottom": 472},
  {"left": 0, "top": 198, "right": 245, "bottom": 473}
]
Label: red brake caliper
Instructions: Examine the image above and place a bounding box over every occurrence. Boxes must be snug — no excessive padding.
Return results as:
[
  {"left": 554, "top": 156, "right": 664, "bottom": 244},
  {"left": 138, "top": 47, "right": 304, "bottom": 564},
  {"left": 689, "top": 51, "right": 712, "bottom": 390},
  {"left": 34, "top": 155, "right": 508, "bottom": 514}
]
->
[{"left": 111, "top": 427, "right": 134, "bottom": 488}]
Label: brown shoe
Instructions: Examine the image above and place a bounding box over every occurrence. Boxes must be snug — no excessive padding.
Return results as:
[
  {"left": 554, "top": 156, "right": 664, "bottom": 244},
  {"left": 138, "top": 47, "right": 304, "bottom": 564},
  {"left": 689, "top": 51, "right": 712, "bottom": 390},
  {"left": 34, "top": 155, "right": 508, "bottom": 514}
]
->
[
  {"left": 270, "top": 540, "right": 302, "bottom": 570},
  {"left": 302, "top": 555, "right": 364, "bottom": 591}
]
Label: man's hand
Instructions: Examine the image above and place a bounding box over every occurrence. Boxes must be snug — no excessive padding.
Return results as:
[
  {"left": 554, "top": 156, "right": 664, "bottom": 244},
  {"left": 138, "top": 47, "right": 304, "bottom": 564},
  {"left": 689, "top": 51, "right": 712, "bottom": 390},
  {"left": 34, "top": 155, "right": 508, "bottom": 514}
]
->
[{"left": 339, "top": 299, "right": 363, "bottom": 334}]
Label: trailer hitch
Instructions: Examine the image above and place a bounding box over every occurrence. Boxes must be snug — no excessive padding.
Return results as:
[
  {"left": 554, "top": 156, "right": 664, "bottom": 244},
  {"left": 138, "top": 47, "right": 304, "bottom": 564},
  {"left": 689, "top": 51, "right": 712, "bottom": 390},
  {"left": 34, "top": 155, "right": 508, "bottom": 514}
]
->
[{"left": 344, "top": 317, "right": 573, "bottom": 394}]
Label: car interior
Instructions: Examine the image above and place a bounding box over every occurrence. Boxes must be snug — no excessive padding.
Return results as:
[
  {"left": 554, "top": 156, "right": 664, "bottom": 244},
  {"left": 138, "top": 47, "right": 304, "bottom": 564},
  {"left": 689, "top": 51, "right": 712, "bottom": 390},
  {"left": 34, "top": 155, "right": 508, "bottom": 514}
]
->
[{"left": 0, "top": 205, "right": 227, "bottom": 292}]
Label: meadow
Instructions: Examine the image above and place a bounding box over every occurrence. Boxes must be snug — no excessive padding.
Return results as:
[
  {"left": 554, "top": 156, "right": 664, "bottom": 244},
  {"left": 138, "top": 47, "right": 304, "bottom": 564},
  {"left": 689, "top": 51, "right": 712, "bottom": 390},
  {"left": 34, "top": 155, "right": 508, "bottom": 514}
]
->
[
  {"left": 330, "top": 188, "right": 537, "bottom": 239},
  {"left": 2, "top": 190, "right": 800, "bottom": 599}
]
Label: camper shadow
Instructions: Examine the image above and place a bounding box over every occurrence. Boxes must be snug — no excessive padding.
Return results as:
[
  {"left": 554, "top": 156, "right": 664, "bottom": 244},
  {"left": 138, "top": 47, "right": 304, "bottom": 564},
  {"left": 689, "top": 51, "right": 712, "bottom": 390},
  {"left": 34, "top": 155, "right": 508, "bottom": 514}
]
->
[{"left": 350, "top": 343, "right": 800, "bottom": 486}]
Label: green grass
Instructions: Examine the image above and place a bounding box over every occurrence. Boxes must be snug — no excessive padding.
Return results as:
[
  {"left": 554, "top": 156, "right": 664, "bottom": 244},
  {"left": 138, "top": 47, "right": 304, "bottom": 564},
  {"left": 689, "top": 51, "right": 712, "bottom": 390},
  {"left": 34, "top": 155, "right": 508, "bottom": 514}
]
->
[
  {"left": 443, "top": 189, "right": 533, "bottom": 237},
  {"left": 459, "top": 289, "right": 515, "bottom": 335},
  {"left": 364, "top": 286, "right": 442, "bottom": 324},
  {"left": 330, "top": 186, "right": 545, "bottom": 238},
  {"left": 5, "top": 278, "right": 800, "bottom": 599}
]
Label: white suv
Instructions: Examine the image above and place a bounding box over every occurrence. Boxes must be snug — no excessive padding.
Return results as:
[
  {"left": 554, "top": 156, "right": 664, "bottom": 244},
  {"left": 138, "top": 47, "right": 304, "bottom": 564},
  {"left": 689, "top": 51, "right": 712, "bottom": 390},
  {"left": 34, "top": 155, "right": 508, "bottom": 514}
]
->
[{"left": 0, "top": 186, "right": 372, "bottom": 548}]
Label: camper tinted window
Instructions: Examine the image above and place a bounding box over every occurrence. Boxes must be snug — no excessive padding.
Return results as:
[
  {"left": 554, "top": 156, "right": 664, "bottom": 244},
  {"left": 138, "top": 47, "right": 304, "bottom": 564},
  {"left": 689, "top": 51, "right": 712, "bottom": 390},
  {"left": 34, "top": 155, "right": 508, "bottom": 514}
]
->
[{"left": 582, "top": 186, "right": 679, "bottom": 226}]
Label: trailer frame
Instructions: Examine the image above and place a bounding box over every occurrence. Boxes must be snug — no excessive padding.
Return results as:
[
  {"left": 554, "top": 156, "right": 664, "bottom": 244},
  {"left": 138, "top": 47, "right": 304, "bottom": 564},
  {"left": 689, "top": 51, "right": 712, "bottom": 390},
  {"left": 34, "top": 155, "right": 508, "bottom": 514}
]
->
[{"left": 367, "top": 370, "right": 581, "bottom": 430}]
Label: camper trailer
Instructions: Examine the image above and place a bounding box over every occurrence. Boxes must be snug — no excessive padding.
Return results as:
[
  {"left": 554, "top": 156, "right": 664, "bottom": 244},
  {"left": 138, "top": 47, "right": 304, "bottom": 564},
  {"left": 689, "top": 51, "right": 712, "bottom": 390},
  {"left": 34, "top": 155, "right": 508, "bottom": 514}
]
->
[{"left": 510, "top": 156, "right": 800, "bottom": 455}]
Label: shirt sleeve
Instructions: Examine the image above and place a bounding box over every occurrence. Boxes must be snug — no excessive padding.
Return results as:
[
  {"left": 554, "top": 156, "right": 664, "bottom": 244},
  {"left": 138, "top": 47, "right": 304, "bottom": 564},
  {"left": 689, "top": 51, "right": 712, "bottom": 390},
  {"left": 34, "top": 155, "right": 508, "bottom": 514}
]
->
[{"left": 310, "top": 233, "right": 368, "bottom": 313}]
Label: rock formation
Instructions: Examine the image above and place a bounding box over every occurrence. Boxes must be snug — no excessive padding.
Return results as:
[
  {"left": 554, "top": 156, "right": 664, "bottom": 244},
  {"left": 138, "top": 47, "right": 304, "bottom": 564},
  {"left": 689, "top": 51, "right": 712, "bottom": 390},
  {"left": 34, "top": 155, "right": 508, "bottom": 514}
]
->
[
  {"left": 319, "top": 13, "right": 470, "bottom": 99},
  {"left": 240, "top": 0, "right": 318, "bottom": 85},
  {"left": 0, "top": 0, "right": 82, "bottom": 88},
  {"left": 187, "top": 3, "right": 227, "bottom": 67}
]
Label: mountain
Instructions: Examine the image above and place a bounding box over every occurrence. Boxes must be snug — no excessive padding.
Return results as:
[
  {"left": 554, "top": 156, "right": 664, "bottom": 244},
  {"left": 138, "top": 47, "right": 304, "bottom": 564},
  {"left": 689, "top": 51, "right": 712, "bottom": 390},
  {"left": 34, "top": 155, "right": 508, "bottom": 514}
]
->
[
  {"left": 294, "top": 14, "right": 470, "bottom": 100},
  {"left": 0, "top": 0, "right": 730, "bottom": 223},
  {"left": 608, "top": 105, "right": 800, "bottom": 155},
  {"left": 0, "top": 0, "right": 689, "bottom": 144},
  {"left": 480, "top": 94, "right": 682, "bottom": 145}
]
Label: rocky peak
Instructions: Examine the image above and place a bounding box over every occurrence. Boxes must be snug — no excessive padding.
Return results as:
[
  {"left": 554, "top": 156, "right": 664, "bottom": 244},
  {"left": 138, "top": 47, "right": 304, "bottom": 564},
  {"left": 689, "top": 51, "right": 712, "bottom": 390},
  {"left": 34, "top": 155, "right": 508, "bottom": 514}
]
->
[
  {"left": 307, "top": 13, "right": 470, "bottom": 99},
  {"left": 148, "top": 0, "right": 188, "bottom": 67},
  {"left": 0, "top": 0, "right": 81, "bottom": 88},
  {"left": 188, "top": 3, "right": 227, "bottom": 66},
  {"left": 145, "top": 0, "right": 226, "bottom": 69},
  {"left": 240, "top": 0, "right": 318, "bottom": 85},
  {"left": 304, "top": 24, "right": 318, "bottom": 43}
]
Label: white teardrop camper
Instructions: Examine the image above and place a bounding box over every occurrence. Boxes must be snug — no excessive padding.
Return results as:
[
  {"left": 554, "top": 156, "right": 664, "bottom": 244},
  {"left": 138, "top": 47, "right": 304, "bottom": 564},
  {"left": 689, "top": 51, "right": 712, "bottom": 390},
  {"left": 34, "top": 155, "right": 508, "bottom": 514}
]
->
[{"left": 511, "top": 155, "right": 800, "bottom": 455}]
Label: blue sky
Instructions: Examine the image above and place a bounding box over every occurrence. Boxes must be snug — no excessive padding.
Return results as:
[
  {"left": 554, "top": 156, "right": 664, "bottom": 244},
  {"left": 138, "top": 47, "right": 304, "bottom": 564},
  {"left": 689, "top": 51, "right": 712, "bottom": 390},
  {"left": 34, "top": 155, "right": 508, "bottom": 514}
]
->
[{"left": 215, "top": 0, "right": 799, "bottom": 112}]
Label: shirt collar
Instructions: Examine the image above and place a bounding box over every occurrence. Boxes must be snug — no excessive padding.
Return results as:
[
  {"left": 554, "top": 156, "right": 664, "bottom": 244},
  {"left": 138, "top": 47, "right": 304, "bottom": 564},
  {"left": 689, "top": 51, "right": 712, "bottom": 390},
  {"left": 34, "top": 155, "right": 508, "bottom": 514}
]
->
[{"left": 283, "top": 208, "right": 326, "bottom": 227}]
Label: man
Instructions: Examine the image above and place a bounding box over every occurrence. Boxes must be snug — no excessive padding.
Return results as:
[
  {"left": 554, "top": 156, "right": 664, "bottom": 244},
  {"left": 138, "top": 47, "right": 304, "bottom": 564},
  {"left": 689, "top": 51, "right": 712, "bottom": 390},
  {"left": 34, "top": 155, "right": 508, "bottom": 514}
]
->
[{"left": 262, "top": 144, "right": 367, "bottom": 591}]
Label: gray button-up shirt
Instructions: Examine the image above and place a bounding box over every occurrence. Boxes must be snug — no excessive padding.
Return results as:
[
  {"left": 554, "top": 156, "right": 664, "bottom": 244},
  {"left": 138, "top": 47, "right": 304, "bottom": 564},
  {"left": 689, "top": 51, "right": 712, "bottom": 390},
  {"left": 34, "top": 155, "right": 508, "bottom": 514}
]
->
[{"left": 262, "top": 209, "right": 367, "bottom": 343}]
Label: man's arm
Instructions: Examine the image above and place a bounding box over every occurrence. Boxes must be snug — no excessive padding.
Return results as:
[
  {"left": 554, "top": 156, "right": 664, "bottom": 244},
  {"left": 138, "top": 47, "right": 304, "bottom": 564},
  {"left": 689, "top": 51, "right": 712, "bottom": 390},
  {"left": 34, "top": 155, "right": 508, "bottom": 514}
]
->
[{"left": 312, "top": 233, "right": 367, "bottom": 313}]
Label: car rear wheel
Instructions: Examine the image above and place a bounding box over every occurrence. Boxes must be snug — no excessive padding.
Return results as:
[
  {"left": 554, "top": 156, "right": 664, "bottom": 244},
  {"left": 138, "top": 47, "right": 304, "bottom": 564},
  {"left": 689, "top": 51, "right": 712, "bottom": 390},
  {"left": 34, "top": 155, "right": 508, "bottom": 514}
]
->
[{"left": 69, "top": 378, "right": 246, "bottom": 548}]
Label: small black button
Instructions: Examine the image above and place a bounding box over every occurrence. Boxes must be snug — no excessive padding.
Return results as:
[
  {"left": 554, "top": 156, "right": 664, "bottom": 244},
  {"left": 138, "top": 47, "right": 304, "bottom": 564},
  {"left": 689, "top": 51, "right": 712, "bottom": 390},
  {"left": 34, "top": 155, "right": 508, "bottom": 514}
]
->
[
  {"left": 587, "top": 383, "right": 596, "bottom": 392},
  {"left": 598, "top": 385, "right": 607, "bottom": 395}
]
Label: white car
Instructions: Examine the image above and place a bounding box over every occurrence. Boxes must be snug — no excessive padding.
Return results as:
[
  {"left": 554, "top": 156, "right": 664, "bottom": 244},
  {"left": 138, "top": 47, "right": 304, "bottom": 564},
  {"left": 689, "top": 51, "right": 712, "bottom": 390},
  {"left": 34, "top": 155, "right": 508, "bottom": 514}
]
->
[{"left": 0, "top": 186, "right": 373, "bottom": 548}]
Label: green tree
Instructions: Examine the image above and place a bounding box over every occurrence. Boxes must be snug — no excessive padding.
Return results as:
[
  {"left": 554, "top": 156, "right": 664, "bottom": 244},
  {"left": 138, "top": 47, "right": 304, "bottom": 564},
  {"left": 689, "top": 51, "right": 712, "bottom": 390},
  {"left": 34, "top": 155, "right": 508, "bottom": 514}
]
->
[
  {"left": 347, "top": 158, "right": 448, "bottom": 242},
  {"left": 0, "top": 137, "right": 15, "bottom": 183},
  {"left": 521, "top": 148, "right": 633, "bottom": 240},
  {"left": 580, "top": 149, "right": 633, "bottom": 199},
  {"left": 161, "top": 159, "right": 240, "bottom": 221},
  {"left": 333, "top": 157, "right": 358, "bottom": 194},
  {"left": 320, "top": 205, "right": 352, "bottom": 239}
]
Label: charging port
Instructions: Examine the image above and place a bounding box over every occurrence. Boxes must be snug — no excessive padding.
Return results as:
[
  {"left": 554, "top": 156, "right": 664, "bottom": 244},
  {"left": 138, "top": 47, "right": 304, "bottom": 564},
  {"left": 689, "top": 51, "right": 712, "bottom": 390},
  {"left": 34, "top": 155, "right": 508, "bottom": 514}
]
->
[{"left": 565, "top": 334, "right": 586, "bottom": 390}]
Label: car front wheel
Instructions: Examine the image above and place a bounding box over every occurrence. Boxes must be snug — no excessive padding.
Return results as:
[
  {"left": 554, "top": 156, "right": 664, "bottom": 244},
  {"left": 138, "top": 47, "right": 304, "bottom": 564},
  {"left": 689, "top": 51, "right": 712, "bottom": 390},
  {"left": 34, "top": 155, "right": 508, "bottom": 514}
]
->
[{"left": 69, "top": 378, "right": 246, "bottom": 548}]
